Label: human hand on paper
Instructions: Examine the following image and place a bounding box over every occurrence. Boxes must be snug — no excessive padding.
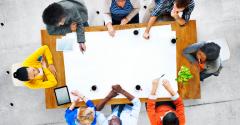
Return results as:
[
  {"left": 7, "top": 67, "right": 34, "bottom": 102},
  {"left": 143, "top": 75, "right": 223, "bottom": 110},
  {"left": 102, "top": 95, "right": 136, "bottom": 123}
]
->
[
  {"left": 73, "top": 97, "right": 82, "bottom": 103},
  {"left": 143, "top": 31, "right": 150, "bottom": 39},
  {"left": 151, "top": 78, "right": 160, "bottom": 95},
  {"left": 112, "top": 85, "right": 124, "bottom": 93},
  {"left": 120, "top": 18, "right": 129, "bottom": 25},
  {"left": 71, "top": 90, "right": 83, "bottom": 98},
  {"left": 162, "top": 79, "right": 176, "bottom": 96},
  {"left": 79, "top": 43, "right": 86, "bottom": 53},
  {"left": 107, "top": 24, "right": 116, "bottom": 37}
]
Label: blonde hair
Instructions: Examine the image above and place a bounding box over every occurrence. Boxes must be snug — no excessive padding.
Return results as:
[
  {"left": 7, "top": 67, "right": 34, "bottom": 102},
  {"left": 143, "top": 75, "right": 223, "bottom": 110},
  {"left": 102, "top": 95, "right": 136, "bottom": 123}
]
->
[{"left": 77, "top": 106, "right": 94, "bottom": 125}]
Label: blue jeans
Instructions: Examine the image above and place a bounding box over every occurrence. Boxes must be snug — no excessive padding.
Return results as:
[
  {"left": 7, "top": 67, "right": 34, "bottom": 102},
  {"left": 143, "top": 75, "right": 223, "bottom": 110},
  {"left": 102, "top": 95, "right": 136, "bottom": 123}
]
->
[{"left": 200, "top": 72, "right": 214, "bottom": 81}]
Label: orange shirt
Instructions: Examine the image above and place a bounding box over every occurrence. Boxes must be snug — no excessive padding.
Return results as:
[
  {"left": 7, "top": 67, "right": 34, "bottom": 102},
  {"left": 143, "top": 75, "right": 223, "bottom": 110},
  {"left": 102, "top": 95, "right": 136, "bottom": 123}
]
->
[
  {"left": 147, "top": 97, "right": 185, "bottom": 125},
  {"left": 199, "top": 63, "right": 205, "bottom": 72}
]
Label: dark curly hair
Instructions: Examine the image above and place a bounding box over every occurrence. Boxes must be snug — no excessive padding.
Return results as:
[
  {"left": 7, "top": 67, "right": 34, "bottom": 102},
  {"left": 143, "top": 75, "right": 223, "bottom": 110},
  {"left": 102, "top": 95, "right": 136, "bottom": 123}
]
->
[
  {"left": 163, "top": 112, "right": 179, "bottom": 125},
  {"left": 175, "top": 0, "right": 190, "bottom": 8},
  {"left": 42, "top": 3, "right": 66, "bottom": 25},
  {"left": 200, "top": 42, "right": 221, "bottom": 61},
  {"left": 13, "top": 67, "right": 29, "bottom": 81}
]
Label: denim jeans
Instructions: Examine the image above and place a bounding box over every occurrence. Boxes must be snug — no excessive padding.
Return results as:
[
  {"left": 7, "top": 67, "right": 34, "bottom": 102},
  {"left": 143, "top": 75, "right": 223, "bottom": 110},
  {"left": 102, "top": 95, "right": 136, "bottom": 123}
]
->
[{"left": 200, "top": 72, "right": 214, "bottom": 81}]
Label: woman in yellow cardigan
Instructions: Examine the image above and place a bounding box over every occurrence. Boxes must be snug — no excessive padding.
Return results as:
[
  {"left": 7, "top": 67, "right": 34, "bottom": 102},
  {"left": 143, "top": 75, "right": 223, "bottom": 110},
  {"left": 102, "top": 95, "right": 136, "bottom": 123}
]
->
[{"left": 13, "top": 45, "right": 57, "bottom": 89}]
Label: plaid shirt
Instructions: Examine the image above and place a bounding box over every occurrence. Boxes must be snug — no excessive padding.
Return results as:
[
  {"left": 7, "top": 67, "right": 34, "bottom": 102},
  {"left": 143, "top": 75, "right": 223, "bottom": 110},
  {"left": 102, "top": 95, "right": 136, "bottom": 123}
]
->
[{"left": 151, "top": 0, "right": 195, "bottom": 21}]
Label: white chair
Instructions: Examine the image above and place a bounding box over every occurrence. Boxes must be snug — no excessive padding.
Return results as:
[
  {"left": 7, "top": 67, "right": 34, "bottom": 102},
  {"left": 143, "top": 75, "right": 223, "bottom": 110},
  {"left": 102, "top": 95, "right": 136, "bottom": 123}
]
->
[
  {"left": 207, "top": 38, "right": 231, "bottom": 61},
  {"left": 11, "top": 63, "right": 25, "bottom": 87}
]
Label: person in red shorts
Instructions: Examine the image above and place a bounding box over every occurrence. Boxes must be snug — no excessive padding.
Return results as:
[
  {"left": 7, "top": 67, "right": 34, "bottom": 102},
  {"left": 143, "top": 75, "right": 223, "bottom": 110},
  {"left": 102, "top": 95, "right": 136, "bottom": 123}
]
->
[{"left": 146, "top": 78, "right": 185, "bottom": 125}]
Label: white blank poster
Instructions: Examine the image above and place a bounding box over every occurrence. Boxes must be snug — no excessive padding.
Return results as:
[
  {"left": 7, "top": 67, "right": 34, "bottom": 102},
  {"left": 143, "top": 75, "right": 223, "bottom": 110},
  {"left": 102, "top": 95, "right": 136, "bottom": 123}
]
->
[{"left": 64, "top": 25, "right": 177, "bottom": 101}]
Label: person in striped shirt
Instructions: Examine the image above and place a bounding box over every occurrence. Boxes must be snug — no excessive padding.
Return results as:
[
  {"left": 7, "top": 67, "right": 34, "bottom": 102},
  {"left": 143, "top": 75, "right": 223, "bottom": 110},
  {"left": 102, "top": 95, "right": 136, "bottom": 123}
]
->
[
  {"left": 103, "top": 0, "right": 140, "bottom": 37},
  {"left": 143, "top": 0, "right": 195, "bottom": 39}
]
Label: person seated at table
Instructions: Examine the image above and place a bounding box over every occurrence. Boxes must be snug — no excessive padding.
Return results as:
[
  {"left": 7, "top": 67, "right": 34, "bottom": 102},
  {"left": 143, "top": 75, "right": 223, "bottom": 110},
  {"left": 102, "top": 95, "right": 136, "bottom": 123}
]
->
[
  {"left": 147, "top": 78, "right": 185, "bottom": 125},
  {"left": 96, "top": 84, "right": 141, "bottom": 125},
  {"left": 183, "top": 42, "right": 222, "bottom": 81},
  {"left": 13, "top": 45, "right": 57, "bottom": 89},
  {"left": 65, "top": 90, "right": 98, "bottom": 125},
  {"left": 42, "top": 0, "right": 88, "bottom": 53},
  {"left": 143, "top": 0, "right": 195, "bottom": 39},
  {"left": 103, "top": 0, "right": 140, "bottom": 37}
]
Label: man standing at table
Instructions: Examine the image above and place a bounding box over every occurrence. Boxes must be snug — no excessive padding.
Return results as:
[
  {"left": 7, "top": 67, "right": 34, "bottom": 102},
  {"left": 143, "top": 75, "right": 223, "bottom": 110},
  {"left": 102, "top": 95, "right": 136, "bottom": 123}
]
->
[
  {"left": 143, "top": 0, "right": 195, "bottom": 39},
  {"left": 96, "top": 85, "right": 141, "bottom": 125},
  {"left": 42, "top": 0, "right": 88, "bottom": 53}
]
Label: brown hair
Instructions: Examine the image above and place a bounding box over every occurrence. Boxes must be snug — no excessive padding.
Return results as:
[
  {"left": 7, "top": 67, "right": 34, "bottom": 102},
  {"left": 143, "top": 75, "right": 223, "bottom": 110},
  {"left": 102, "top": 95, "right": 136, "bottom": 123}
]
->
[
  {"left": 77, "top": 107, "right": 94, "bottom": 124},
  {"left": 175, "top": 0, "right": 190, "bottom": 8}
]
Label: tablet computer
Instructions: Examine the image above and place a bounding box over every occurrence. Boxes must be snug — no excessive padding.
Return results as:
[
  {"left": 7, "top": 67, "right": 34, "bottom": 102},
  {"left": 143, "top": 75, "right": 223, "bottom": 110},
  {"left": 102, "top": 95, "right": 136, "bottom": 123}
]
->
[{"left": 54, "top": 86, "right": 71, "bottom": 106}]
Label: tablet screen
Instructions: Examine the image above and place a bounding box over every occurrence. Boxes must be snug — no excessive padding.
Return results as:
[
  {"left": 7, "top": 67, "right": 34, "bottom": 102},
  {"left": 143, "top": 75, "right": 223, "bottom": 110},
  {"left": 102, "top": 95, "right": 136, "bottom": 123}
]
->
[{"left": 54, "top": 86, "right": 71, "bottom": 106}]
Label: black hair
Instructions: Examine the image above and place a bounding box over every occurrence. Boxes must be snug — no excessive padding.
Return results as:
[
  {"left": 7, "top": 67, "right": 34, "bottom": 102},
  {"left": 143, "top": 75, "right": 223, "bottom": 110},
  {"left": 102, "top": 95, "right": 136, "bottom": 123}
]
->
[
  {"left": 42, "top": 3, "right": 66, "bottom": 25},
  {"left": 200, "top": 42, "right": 221, "bottom": 61},
  {"left": 109, "top": 117, "right": 122, "bottom": 125},
  {"left": 175, "top": 0, "right": 190, "bottom": 8},
  {"left": 13, "top": 67, "right": 29, "bottom": 81},
  {"left": 163, "top": 112, "right": 179, "bottom": 125}
]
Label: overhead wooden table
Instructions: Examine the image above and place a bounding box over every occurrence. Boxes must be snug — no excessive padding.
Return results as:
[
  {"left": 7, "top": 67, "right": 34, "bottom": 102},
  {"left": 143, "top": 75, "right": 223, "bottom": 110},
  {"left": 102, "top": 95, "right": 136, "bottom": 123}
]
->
[{"left": 41, "top": 20, "right": 200, "bottom": 109}]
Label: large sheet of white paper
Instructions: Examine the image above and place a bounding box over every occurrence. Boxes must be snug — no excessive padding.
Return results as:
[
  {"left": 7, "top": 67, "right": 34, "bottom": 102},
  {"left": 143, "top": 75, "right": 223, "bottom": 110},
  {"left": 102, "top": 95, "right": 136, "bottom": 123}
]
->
[{"left": 63, "top": 25, "right": 177, "bottom": 101}]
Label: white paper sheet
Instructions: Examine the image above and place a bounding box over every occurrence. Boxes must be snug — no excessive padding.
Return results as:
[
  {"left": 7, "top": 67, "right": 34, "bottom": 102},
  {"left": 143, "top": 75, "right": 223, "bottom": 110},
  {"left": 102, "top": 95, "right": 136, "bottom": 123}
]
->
[
  {"left": 56, "top": 36, "right": 74, "bottom": 51},
  {"left": 63, "top": 25, "right": 178, "bottom": 101}
]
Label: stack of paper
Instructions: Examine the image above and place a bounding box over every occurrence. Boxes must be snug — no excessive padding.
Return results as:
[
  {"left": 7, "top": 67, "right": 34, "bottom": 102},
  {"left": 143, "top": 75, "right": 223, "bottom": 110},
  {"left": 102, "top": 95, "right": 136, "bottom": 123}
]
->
[{"left": 56, "top": 33, "right": 77, "bottom": 51}]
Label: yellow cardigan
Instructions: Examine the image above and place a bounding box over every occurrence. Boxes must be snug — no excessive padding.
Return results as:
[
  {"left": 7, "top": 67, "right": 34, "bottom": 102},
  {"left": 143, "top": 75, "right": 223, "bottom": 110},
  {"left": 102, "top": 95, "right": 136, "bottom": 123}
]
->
[{"left": 22, "top": 45, "right": 57, "bottom": 89}]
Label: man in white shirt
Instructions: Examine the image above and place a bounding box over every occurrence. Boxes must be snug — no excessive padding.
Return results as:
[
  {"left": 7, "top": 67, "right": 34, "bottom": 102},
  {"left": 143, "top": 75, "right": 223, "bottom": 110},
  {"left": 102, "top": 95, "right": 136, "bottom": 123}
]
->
[{"left": 96, "top": 85, "right": 141, "bottom": 125}]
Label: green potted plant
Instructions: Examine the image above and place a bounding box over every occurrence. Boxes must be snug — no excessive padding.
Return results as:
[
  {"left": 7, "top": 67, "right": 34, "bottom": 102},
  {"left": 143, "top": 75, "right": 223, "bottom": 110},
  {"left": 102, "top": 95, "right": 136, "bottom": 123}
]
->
[{"left": 176, "top": 66, "right": 193, "bottom": 84}]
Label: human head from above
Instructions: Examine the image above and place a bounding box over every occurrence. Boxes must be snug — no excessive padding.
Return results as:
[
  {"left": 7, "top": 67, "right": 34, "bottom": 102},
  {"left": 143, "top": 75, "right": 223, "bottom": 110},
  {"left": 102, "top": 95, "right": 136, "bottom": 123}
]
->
[
  {"left": 13, "top": 67, "right": 40, "bottom": 81},
  {"left": 162, "top": 112, "right": 179, "bottom": 125},
  {"left": 42, "top": 3, "right": 66, "bottom": 26},
  {"left": 173, "top": 0, "right": 190, "bottom": 12},
  {"left": 197, "top": 42, "right": 221, "bottom": 63},
  {"left": 116, "top": 0, "right": 126, "bottom": 8},
  {"left": 108, "top": 115, "right": 122, "bottom": 125},
  {"left": 77, "top": 106, "right": 95, "bottom": 125}
]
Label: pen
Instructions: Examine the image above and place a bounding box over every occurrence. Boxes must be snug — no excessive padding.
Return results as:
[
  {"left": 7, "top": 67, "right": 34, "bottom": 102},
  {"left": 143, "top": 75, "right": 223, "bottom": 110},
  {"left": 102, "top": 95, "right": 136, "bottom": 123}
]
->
[{"left": 160, "top": 74, "right": 165, "bottom": 78}]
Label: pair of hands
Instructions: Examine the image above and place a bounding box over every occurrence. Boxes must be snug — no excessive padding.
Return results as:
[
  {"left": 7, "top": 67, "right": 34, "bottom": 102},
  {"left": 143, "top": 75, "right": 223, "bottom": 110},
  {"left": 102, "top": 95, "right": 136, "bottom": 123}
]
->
[
  {"left": 107, "top": 85, "right": 125, "bottom": 99},
  {"left": 151, "top": 78, "right": 174, "bottom": 95},
  {"left": 107, "top": 18, "right": 129, "bottom": 37},
  {"left": 79, "top": 43, "right": 86, "bottom": 53},
  {"left": 71, "top": 90, "right": 84, "bottom": 103},
  {"left": 41, "top": 59, "right": 57, "bottom": 76}
]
